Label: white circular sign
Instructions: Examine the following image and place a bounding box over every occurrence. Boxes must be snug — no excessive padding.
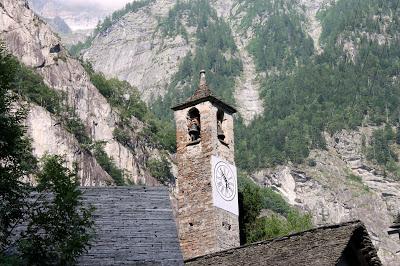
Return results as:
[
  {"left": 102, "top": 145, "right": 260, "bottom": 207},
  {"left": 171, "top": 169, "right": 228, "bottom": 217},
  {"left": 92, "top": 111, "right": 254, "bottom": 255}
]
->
[{"left": 213, "top": 161, "right": 236, "bottom": 201}]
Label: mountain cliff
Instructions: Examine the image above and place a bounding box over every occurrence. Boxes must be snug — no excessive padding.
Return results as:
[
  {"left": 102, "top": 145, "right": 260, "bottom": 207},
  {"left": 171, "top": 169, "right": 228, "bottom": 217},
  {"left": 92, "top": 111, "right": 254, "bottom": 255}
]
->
[
  {"left": 0, "top": 0, "right": 171, "bottom": 186},
  {"left": 82, "top": 0, "right": 190, "bottom": 102}
]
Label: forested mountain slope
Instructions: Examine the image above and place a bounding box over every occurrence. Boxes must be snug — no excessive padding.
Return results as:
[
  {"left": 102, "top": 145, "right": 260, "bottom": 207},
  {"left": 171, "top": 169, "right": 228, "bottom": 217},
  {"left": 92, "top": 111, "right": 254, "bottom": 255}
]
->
[
  {"left": 236, "top": 2, "right": 400, "bottom": 263},
  {"left": 0, "top": 0, "right": 174, "bottom": 186}
]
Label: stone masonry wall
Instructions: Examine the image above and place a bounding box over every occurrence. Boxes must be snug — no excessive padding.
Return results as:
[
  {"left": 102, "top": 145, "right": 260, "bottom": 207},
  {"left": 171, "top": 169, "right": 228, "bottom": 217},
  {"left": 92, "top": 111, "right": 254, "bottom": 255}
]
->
[{"left": 175, "top": 101, "right": 239, "bottom": 259}]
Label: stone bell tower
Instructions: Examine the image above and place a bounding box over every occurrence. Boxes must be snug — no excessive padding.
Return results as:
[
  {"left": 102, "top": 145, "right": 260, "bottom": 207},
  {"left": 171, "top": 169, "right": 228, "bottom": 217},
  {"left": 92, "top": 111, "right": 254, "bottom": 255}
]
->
[{"left": 172, "top": 70, "right": 240, "bottom": 259}]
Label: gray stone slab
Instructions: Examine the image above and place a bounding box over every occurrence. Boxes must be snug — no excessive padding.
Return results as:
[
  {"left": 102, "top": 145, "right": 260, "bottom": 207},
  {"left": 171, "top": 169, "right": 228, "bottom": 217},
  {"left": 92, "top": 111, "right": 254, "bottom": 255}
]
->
[{"left": 78, "top": 187, "right": 183, "bottom": 266}]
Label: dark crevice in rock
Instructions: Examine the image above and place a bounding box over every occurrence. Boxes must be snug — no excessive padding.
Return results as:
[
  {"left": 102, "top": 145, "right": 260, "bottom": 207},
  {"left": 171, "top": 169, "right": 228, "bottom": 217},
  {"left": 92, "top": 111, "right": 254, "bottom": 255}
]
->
[
  {"left": 35, "top": 59, "right": 46, "bottom": 68},
  {"left": 50, "top": 43, "right": 61, "bottom": 53}
]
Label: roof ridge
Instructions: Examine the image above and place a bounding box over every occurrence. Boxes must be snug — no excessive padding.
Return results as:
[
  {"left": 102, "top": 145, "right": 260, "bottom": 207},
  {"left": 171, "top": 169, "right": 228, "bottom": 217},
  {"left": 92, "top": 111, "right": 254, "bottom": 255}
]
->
[{"left": 79, "top": 186, "right": 168, "bottom": 190}]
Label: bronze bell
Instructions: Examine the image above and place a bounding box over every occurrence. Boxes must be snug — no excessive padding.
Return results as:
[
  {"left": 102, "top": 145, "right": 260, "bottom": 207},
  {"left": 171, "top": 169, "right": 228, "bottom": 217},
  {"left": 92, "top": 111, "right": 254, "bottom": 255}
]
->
[
  {"left": 189, "top": 124, "right": 200, "bottom": 141},
  {"left": 217, "top": 122, "right": 225, "bottom": 141},
  {"left": 189, "top": 124, "right": 199, "bottom": 134}
]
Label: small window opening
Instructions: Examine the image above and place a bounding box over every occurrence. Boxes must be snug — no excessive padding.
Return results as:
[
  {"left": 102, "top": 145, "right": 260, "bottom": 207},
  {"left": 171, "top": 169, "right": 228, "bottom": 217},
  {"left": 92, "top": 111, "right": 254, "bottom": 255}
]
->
[
  {"left": 217, "top": 109, "right": 225, "bottom": 141},
  {"left": 222, "top": 222, "right": 231, "bottom": 230}
]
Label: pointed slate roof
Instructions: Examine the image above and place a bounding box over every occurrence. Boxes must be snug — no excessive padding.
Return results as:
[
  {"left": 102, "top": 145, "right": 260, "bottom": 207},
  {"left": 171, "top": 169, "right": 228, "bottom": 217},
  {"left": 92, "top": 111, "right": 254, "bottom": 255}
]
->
[
  {"left": 172, "top": 70, "right": 237, "bottom": 114},
  {"left": 185, "top": 221, "right": 381, "bottom": 266}
]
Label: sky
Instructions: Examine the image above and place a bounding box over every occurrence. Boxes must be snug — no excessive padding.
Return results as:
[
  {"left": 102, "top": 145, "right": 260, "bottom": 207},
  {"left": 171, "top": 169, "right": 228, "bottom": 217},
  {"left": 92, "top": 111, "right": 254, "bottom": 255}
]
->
[{"left": 63, "top": 0, "right": 134, "bottom": 10}]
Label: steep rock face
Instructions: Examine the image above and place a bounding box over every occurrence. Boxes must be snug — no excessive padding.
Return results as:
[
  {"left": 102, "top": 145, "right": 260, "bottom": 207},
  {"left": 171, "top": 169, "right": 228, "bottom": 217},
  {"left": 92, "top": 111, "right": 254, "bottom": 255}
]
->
[
  {"left": 0, "top": 0, "right": 159, "bottom": 185},
  {"left": 26, "top": 104, "right": 112, "bottom": 186},
  {"left": 232, "top": 46, "right": 264, "bottom": 125},
  {"left": 27, "top": 0, "right": 108, "bottom": 31},
  {"left": 210, "top": 0, "right": 234, "bottom": 19},
  {"left": 299, "top": 0, "right": 328, "bottom": 54},
  {"left": 83, "top": 0, "right": 266, "bottom": 124},
  {"left": 83, "top": 0, "right": 190, "bottom": 103},
  {"left": 226, "top": 1, "right": 268, "bottom": 125},
  {"left": 43, "top": 16, "right": 71, "bottom": 34},
  {"left": 229, "top": 12, "right": 264, "bottom": 125},
  {"left": 253, "top": 127, "right": 400, "bottom": 265}
]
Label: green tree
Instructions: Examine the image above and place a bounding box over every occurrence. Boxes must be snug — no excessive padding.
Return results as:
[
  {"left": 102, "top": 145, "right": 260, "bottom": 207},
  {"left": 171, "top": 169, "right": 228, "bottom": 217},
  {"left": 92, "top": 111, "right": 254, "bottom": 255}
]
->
[
  {"left": 152, "top": 0, "right": 242, "bottom": 121},
  {"left": 147, "top": 155, "right": 175, "bottom": 185},
  {"left": 238, "top": 176, "right": 263, "bottom": 244},
  {"left": 0, "top": 45, "right": 94, "bottom": 264},
  {"left": 92, "top": 141, "right": 125, "bottom": 186},
  {"left": 0, "top": 44, "right": 37, "bottom": 257},
  {"left": 234, "top": 0, "right": 400, "bottom": 172},
  {"left": 19, "top": 156, "right": 94, "bottom": 265},
  {"left": 367, "top": 127, "right": 397, "bottom": 165},
  {"left": 13, "top": 61, "right": 61, "bottom": 114}
]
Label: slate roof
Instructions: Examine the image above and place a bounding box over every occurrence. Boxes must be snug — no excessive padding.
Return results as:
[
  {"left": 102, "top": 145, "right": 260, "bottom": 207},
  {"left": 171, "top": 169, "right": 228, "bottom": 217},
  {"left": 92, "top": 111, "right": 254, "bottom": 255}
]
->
[
  {"left": 172, "top": 70, "right": 237, "bottom": 113},
  {"left": 185, "top": 221, "right": 381, "bottom": 266},
  {"left": 78, "top": 187, "right": 183, "bottom": 266}
]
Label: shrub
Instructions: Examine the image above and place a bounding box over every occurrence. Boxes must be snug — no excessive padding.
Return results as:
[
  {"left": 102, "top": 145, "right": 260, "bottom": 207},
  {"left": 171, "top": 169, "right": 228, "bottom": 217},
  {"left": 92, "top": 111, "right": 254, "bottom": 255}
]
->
[
  {"left": 238, "top": 175, "right": 312, "bottom": 244},
  {"left": 92, "top": 142, "right": 125, "bottom": 186},
  {"left": 347, "top": 173, "right": 363, "bottom": 183},
  {"left": 12, "top": 59, "right": 61, "bottom": 114},
  {"left": 63, "top": 110, "right": 91, "bottom": 145},
  {"left": 260, "top": 188, "right": 292, "bottom": 216},
  {"left": 307, "top": 159, "right": 317, "bottom": 167},
  {"left": 113, "top": 127, "right": 131, "bottom": 147},
  {"left": 147, "top": 156, "right": 174, "bottom": 185},
  {"left": 246, "top": 211, "right": 312, "bottom": 243}
]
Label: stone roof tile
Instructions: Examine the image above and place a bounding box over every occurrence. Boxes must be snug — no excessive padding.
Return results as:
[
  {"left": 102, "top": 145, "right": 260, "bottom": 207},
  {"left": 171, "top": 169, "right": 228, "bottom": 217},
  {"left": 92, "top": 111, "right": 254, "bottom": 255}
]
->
[
  {"left": 185, "top": 221, "right": 381, "bottom": 266},
  {"left": 78, "top": 187, "right": 183, "bottom": 266}
]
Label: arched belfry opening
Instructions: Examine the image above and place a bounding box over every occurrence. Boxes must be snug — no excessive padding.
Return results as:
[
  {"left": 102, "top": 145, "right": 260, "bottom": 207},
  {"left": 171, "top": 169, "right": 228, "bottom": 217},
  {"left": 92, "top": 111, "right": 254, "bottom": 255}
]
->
[
  {"left": 188, "top": 107, "right": 200, "bottom": 142},
  {"left": 217, "top": 109, "right": 225, "bottom": 141}
]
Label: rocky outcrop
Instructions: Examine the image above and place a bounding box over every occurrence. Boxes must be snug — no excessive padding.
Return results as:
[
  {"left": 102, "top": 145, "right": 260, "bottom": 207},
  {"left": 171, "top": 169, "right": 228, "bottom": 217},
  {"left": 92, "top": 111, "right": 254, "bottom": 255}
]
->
[
  {"left": 253, "top": 127, "right": 400, "bottom": 265},
  {"left": 299, "top": 0, "right": 328, "bottom": 54},
  {"left": 232, "top": 33, "right": 264, "bottom": 125},
  {"left": 60, "top": 29, "right": 92, "bottom": 47},
  {"left": 26, "top": 104, "right": 112, "bottom": 186},
  {"left": 43, "top": 16, "right": 71, "bottom": 34},
  {"left": 83, "top": 0, "right": 190, "bottom": 103},
  {"left": 0, "top": 0, "right": 159, "bottom": 185},
  {"left": 210, "top": 0, "right": 234, "bottom": 19}
]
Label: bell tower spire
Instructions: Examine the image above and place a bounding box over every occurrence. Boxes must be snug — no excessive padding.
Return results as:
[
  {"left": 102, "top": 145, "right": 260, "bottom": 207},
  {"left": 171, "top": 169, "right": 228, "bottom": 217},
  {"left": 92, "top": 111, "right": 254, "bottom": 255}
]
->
[
  {"left": 172, "top": 71, "right": 240, "bottom": 259},
  {"left": 199, "top": 69, "right": 207, "bottom": 86}
]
